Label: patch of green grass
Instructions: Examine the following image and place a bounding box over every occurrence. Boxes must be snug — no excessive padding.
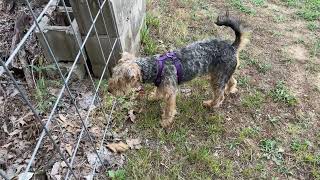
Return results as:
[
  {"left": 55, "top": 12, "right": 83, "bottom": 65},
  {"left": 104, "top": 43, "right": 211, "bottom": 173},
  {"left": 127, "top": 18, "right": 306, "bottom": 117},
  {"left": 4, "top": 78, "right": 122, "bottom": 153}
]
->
[
  {"left": 267, "top": 115, "right": 281, "bottom": 126},
  {"left": 108, "top": 169, "right": 126, "bottom": 180},
  {"left": 282, "top": 0, "right": 300, "bottom": 7},
  {"left": 297, "top": 0, "right": 320, "bottom": 21},
  {"left": 251, "top": 0, "right": 265, "bottom": 6},
  {"left": 290, "top": 139, "right": 311, "bottom": 152},
  {"left": 140, "top": 24, "right": 157, "bottom": 55},
  {"left": 273, "top": 14, "right": 286, "bottom": 22},
  {"left": 242, "top": 90, "right": 265, "bottom": 108},
  {"left": 257, "top": 62, "right": 272, "bottom": 74},
  {"left": 230, "top": 0, "right": 256, "bottom": 15},
  {"left": 307, "top": 22, "right": 319, "bottom": 31},
  {"left": 311, "top": 39, "right": 320, "bottom": 57},
  {"left": 238, "top": 76, "right": 250, "bottom": 88},
  {"left": 146, "top": 13, "right": 160, "bottom": 28},
  {"left": 34, "top": 78, "right": 57, "bottom": 113},
  {"left": 260, "top": 139, "right": 284, "bottom": 165},
  {"left": 125, "top": 148, "right": 164, "bottom": 179},
  {"left": 205, "top": 115, "right": 225, "bottom": 137},
  {"left": 270, "top": 81, "right": 298, "bottom": 106},
  {"left": 187, "top": 147, "right": 221, "bottom": 174}
]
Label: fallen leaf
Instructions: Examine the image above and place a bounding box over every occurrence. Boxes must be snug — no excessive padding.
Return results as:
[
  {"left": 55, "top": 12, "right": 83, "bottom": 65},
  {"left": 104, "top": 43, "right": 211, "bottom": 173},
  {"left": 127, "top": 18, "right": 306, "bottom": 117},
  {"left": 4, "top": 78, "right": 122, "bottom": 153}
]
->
[
  {"left": 58, "top": 114, "right": 67, "bottom": 122},
  {"left": 127, "top": 110, "right": 136, "bottom": 123},
  {"left": 9, "top": 129, "right": 22, "bottom": 137},
  {"left": 50, "top": 162, "right": 60, "bottom": 177},
  {"left": 106, "top": 142, "right": 129, "bottom": 153},
  {"left": 18, "top": 172, "right": 34, "bottom": 180},
  {"left": 126, "top": 138, "right": 142, "bottom": 149},
  {"left": 2, "top": 122, "right": 9, "bottom": 134},
  {"left": 65, "top": 144, "right": 73, "bottom": 156},
  {"left": 84, "top": 174, "right": 93, "bottom": 180},
  {"left": 14, "top": 112, "right": 33, "bottom": 127}
]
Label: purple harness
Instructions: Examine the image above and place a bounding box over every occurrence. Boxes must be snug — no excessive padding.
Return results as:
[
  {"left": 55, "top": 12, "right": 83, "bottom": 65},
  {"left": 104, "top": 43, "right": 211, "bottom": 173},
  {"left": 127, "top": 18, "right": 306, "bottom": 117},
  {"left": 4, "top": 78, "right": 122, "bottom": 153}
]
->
[{"left": 154, "top": 52, "right": 183, "bottom": 87}]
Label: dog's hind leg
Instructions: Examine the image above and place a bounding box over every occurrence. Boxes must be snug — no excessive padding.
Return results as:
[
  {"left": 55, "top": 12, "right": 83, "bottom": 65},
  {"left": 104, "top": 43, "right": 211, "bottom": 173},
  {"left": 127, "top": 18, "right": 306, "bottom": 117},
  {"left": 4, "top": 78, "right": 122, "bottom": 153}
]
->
[
  {"left": 225, "top": 76, "right": 238, "bottom": 94},
  {"left": 203, "top": 75, "right": 226, "bottom": 108}
]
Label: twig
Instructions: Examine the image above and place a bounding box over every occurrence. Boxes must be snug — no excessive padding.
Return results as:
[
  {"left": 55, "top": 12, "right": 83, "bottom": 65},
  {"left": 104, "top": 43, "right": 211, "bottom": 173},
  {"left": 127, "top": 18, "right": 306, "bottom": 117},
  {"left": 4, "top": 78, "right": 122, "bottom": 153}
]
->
[
  {"left": 0, "top": 81, "right": 27, "bottom": 85},
  {"left": 9, "top": 12, "right": 33, "bottom": 88}
]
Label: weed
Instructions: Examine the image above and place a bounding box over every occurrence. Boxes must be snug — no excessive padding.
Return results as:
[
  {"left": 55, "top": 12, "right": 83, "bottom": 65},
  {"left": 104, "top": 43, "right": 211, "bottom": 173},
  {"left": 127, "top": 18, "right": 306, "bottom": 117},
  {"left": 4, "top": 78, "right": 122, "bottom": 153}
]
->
[
  {"left": 238, "top": 76, "right": 250, "bottom": 88},
  {"left": 146, "top": 13, "right": 160, "bottom": 28},
  {"left": 311, "top": 39, "right": 320, "bottom": 57},
  {"left": 307, "top": 22, "right": 319, "bottom": 31},
  {"left": 282, "top": 0, "right": 299, "bottom": 7},
  {"left": 242, "top": 90, "right": 265, "bottom": 108},
  {"left": 267, "top": 116, "right": 281, "bottom": 126},
  {"left": 34, "top": 78, "right": 57, "bottom": 113},
  {"left": 251, "top": 0, "right": 265, "bottom": 6},
  {"left": 140, "top": 24, "right": 157, "bottom": 55},
  {"left": 257, "top": 62, "right": 272, "bottom": 74},
  {"left": 270, "top": 81, "right": 298, "bottom": 106},
  {"left": 274, "top": 14, "right": 286, "bottom": 22},
  {"left": 108, "top": 169, "right": 126, "bottom": 180},
  {"left": 290, "top": 139, "right": 311, "bottom": 152},
  {"left": 297, "top": 1, "right": 320, "bottom": 21},
  {"left": 260, "top": 139, "right": 284, "bottom": 165}
]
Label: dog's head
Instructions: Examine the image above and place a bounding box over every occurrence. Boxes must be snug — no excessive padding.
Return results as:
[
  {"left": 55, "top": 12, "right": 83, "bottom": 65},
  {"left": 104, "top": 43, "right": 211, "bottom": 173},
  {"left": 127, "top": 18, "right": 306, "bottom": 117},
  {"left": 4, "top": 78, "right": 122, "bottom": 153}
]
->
[{"left": 108, "top": 52, "right": 142, "bottom": 96}]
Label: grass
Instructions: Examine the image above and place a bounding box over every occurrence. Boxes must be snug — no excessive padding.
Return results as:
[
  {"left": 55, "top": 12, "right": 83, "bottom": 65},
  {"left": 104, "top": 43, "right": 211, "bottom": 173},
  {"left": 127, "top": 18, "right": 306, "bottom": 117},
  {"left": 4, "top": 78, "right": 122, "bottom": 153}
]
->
[
  {"left": 307, "top": 21, "right": 319, "bottom": 31},
  {"left": 270, "top": 81, "right": 298, "bottom": 106},
  {"left": 260, "top": 139, "right": 284, "bottom": 165},
  {"left": 230, "top": 0, "right": 256, "bottom": 15},
  {"left": 242, "top": 90, "right": 265, "bottom": 108},
  {"left": 105, "top": 0, "right": 320, "bottom": 179}
]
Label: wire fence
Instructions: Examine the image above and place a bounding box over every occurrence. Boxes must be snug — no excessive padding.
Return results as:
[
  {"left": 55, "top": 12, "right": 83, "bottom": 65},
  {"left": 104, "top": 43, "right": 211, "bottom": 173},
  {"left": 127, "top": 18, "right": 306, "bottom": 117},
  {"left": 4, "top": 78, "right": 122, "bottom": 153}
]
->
[{"left": 0, "top": 0, "right": 120, "bottom": 179}]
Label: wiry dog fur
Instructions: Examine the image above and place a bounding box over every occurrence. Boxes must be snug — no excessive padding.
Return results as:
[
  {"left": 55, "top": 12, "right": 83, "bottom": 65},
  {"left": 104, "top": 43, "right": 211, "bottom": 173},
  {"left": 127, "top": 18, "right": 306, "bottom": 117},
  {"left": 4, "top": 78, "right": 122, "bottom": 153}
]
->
[{"left": 108, "top": 13, "right": 250, "bottom": 128}]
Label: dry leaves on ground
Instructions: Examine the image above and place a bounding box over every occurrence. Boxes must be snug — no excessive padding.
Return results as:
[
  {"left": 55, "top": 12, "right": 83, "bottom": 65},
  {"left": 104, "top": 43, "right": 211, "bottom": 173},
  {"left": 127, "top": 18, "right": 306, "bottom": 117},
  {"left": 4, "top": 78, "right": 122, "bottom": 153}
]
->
[
  {"left": 127, "top": 110, "right": 136, "bottom": 123},
  {"left": 106, "top": 142, "right": 129, "bottom": 153},
  {"left": 126, "top": 138, "right": 142, "bottom": 150}
]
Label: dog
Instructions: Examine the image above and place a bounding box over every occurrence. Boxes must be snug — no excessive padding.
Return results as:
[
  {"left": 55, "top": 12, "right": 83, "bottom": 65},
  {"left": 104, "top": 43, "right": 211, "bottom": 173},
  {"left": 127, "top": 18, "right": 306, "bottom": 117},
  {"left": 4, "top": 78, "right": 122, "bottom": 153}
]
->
[{"left": 108, "top": 12, "right": 250, "bottom": 128}]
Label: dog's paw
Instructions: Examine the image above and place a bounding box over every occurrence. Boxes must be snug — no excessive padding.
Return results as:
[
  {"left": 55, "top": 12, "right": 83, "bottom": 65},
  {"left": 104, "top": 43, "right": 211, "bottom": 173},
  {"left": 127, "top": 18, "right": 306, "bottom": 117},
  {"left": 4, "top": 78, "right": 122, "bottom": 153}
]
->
[
  {"left": 229, "top": 87, "right": 238, "bottom": 94},
  {"left": 161, "top": 117, "right": 174, "bottom": 128},
  {"left": 203, "top": 100, "right": 213, "bottom": 108}
]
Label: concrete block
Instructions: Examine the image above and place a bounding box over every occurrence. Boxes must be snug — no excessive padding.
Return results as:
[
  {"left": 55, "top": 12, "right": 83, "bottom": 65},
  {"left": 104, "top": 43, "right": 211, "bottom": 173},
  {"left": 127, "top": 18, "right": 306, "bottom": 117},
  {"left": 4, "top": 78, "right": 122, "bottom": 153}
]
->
[
  {"left": 69, "top": 0, "right": 118, "bottom": 38},
  {"left": 46, "top": 62, "right": 86, "bottom": 82},
  {"left": 35, "top": 7, "right": 86, "bottom": 64},
  {"left": 85, "top": 36, "right": 122, "bottom": 78}
]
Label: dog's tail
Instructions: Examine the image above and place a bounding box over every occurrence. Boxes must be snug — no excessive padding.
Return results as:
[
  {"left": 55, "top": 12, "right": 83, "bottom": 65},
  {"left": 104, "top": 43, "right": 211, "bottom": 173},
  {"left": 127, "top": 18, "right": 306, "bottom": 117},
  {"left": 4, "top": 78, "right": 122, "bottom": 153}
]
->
[{"left": 215, "top": 11, "right": 250, "bottom": 52}]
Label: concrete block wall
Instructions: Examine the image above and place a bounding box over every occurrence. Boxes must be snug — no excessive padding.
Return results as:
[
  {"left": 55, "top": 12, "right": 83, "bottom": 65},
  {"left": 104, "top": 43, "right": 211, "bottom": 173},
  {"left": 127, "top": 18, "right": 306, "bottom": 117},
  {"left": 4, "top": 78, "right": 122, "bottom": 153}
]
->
[
  {"left": 35, "top": 4, "right": 86, "bottom": 81},
  {"left": 70, "top": 0, "right": 145, "bottom": 78}
]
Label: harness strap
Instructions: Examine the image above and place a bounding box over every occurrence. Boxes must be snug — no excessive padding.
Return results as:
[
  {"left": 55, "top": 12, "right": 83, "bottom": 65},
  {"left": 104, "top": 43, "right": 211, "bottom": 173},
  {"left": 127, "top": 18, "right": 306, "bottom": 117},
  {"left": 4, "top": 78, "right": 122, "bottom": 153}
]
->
[{"left": 154, "top": 52, "right": 183, "bottom": 87}]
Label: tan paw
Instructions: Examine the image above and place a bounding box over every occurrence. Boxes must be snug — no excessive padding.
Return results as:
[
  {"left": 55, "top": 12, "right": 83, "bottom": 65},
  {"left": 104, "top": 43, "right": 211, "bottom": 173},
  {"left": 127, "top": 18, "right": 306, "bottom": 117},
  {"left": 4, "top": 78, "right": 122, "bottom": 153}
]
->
[
  {"left": 229, "top": 87, "right": 238, "bottom": 94},
  {"left": 203, "top": 100, "right": 213, "bottom": 108},
  {"left": 161, "top": 117, "right": 174, "bottom": 128}
]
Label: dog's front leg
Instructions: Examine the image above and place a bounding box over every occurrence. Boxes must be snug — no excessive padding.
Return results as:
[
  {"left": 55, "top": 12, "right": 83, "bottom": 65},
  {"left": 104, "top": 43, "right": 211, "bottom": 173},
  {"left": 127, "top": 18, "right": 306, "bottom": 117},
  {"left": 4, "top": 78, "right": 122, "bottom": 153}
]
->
[{"left": 160, "top": 87, "right": 177, "bottom": 128}]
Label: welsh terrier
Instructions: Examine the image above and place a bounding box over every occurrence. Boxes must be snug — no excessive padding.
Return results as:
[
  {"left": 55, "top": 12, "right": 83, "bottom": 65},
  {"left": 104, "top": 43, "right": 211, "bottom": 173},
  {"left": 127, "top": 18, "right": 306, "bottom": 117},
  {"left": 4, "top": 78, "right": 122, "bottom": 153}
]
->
[{"left": 108, "top": 13, "right": 250, "bottom": 128}]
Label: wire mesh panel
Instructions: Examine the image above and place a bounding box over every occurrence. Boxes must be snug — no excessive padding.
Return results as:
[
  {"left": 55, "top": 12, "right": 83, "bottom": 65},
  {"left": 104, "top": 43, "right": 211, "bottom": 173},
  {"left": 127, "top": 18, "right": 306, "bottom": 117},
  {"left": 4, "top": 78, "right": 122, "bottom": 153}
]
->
[{"left": 0, "top": 0, "right": 124, "bottom": 179}]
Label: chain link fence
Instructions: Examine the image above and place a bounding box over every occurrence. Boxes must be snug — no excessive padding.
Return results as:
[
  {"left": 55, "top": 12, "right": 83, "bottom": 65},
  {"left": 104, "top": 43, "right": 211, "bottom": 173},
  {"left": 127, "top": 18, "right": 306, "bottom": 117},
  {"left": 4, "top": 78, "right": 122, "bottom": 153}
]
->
[{"left": 0, "top": 0, "right": 125, "bottom": 179}]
